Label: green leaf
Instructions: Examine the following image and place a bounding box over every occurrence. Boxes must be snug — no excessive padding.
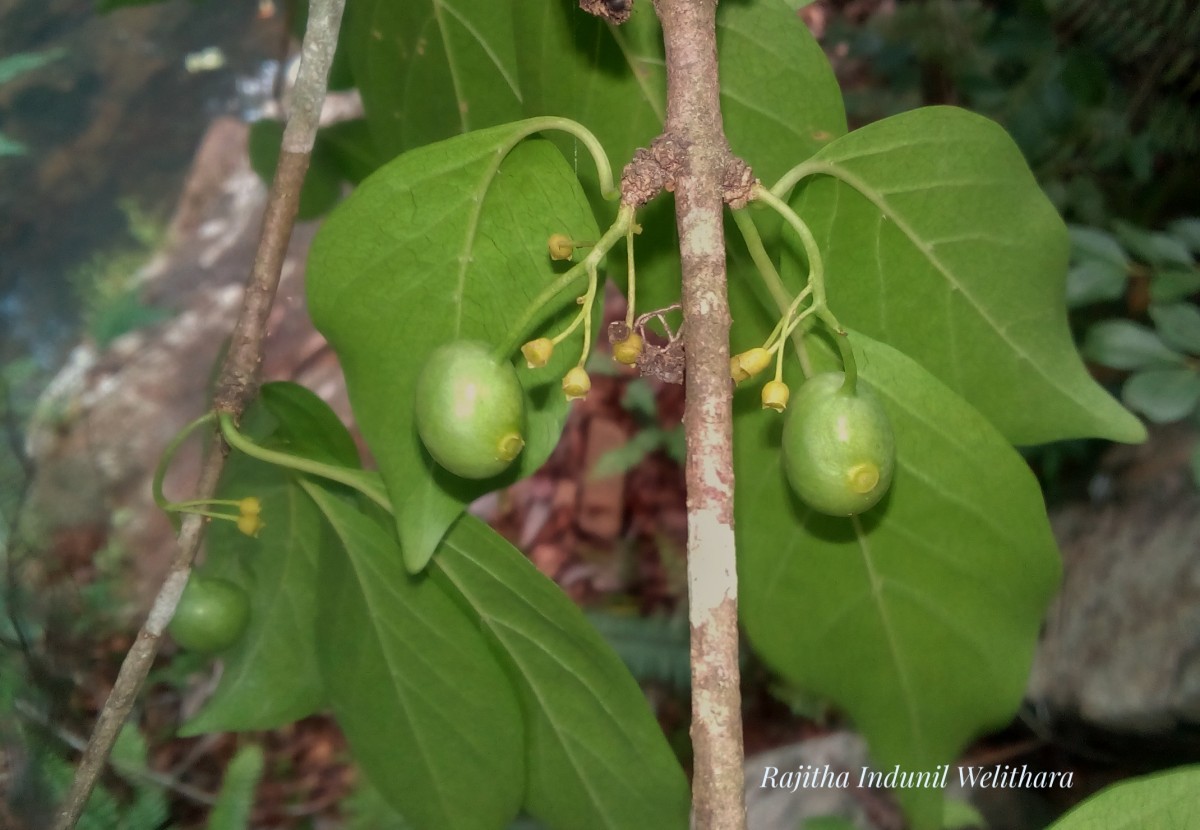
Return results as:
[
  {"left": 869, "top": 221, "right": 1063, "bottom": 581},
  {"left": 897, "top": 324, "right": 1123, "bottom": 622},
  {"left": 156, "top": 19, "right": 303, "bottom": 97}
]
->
[
  {"left": 1082, "top": 320, "right": 1187, "bottom": 370},
  {"left": 248, "top": 121, "right": 343, "bottom": 220},
  {"left": 516, "top": 0, "right": 844, "bottom": 192},
  {"left": 207, "top": 745, "right": 265, "bottom": 830},
  {"left": 1065, "top": 225, "right": 1130, "bottom": 307},
  {"left": 89, "top": 291, "right": 171, "bottom": 347},
  {"left": 803, "top": 817, "right": 858, "bottom": 830},
  {"left": 306, "top": 483, "right": 525, "bottom": 830},
  {"left": 1066, "top": 260, "right": 1127, "bottom": 308},
  {"left": 307, "top": 124, "right": 599, "bottom": 572},
  {"left": 180, "top": 468, "right": 328, "bottom": 733},
  {"left": 942, "top": 798, "right": 986, "bottom": 829},
  {"left": 259, "top": 381, "right": 360, "bottom": 467},
  {"left": 0, "top": 48, "right": 64, "bottom": 85},
  {"left": 1046, "top": 765, "right": 1200, "bottom": 829},
  {"left": 733, "top": 328, "right": 1060, "bottom": 830},
  {"left": 514, "top": 0, "right": 846, "bottom": 312},
  {"left": 1068, "top": 225, "right": 1128, "bottom": 271},
  {"left": 513, "top": 0, "right": 673, "bottom": 310},
  {"left": 102, "top": 723, "right": 169, "bottom": 828},
  {"left": 663, "top": 426, "right": 686, "bottom": 465},
  {"left": 344, "top": 0, "right": 524, "bottom": 157},
  {"left": 319, "top": 119, "right": 386, "bottom": 183},
  {"left": 0, "top": 132, "right": 27, "bottom": 157},
  {"left": 344, "top": 779, "right": 419, "bottom": 830},
  {"left": 621, "top": 379, "right": 660, "bottom": 421},
  {"left": 1150, "top": 268, "right": 1200, "bottom": 304},
  {"left": 435, "top": 516, "right": 691, "bottom": 830},
  {"left": 95, "top": 0, "right": 168, "bottom": 11},
  {"left": 1149, "top": 303, "right": 1200, "bottom": 355},
  {"left": 514, "top": 0, "right": 664, "bottom": 194},
  {"left": 1166, "top": 218, "right": 1200, "bottom": 254},
  {"left": 786, "top": 107, "right": 1145, "bottom": 445},
  {"left": 583, "top": 610, "right": 692, "bottom": 692},
  {"left": 1115, "top": 220, "right": 1195, "bottom": 268},
  {"left": 1122, "top": 368, "right": 1200, "bottom": 423},
  {"left": 183, "top": 385, "right": 351, "bottom": 733},
  {"left": 589, "top": 429, "right": 663, "bottom": 480},
  {"left": 717, "top": 0, "right": 847, "bottom": 185}
]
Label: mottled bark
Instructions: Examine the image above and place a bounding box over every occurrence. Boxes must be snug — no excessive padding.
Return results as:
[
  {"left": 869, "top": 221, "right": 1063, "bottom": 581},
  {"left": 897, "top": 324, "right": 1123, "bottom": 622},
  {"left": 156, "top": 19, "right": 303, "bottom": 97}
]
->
[{"left": 631, "top": 0, "right": 751, "bottom": 826}]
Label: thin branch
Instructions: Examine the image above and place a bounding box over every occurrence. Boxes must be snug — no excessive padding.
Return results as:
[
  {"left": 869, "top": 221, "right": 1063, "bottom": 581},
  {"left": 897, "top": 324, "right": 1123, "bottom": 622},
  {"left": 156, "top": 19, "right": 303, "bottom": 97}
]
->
[
  {"left": 49, "top": 2, "right": 347, "bottom": 826},
  {"left": 17, "top": 699, "right": 222, "bottom": 807},
  {"left": 652, "top": 0, "right": 747, "bottom": 826}
]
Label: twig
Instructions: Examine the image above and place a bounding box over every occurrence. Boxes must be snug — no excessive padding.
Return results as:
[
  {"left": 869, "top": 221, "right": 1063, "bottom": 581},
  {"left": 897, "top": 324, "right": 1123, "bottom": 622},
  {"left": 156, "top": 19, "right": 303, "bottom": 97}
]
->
[
  {"left": 16, "top": 699, "right": 221, "bottom": 807},
  {"left": 639, "top": 0, "right": 750, "bottom": 825},
  {"left": 49, "top": 2, "right": 346, "bottom": 826}
]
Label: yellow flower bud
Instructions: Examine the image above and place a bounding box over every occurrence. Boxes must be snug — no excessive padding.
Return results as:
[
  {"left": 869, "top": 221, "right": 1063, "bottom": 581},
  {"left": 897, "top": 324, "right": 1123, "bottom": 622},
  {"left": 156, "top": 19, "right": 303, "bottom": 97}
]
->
[
  {"left": 730, "top": 347, "right": 772, "bottom": 383},
  {"left": 761, "top": 380, "right": 790, "bottom": 412},
  {"left": 236, "top": 513, "right": 265, "bottom": 538},
  {"left": 613, "top": 333, "right": 643, "bottom": 366},
  {"left": 237, "top": 497, "right": 262, "bottom": 517},
  {"left": 521, "top": 337, "right": 554, "bottom": 369},
  {"left": 562, "top": 366, "right": 591, "bottom": 401},
  {"left": 547, "top": 233, "right": 575, "bottom": 261}
]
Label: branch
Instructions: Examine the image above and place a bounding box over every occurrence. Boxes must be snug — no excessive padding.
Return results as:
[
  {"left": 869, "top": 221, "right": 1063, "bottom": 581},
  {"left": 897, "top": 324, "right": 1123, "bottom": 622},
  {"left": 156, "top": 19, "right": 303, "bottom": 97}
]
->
[
  {"left": 638, "top": 0, "right": 748, "bottom": 826},
  {"left": 49, "top": 2, "right": 346, "bottom": 826}
]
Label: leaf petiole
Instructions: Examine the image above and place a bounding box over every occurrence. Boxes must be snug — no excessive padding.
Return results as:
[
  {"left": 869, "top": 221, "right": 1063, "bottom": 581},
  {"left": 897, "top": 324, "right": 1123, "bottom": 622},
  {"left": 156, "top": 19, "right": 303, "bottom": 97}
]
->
[
  {"left": 152, "top": 412, "right": 217, "bottom": 531},
  {"left": 748, "top": 184, "right": 859, "bottom": 389},
  {"left": 751, "top": 184, "right": 826, "bottom": 308},
  {"left": 216, "top": 413, "right": 392, "bottom": 512}
]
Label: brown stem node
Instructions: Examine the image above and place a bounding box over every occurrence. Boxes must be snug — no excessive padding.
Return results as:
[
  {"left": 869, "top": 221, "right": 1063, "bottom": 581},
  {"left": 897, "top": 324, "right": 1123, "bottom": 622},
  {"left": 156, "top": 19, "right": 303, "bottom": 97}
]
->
[{"left": 579, "top": 0, "right": 633, "bottom": 25}]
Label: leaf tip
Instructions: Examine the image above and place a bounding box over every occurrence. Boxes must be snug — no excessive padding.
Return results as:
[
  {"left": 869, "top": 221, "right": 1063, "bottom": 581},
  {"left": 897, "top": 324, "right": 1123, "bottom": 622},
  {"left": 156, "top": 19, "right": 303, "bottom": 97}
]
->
[{"left": 1108, "top": 411, "right": 1149, "bottom": 445}]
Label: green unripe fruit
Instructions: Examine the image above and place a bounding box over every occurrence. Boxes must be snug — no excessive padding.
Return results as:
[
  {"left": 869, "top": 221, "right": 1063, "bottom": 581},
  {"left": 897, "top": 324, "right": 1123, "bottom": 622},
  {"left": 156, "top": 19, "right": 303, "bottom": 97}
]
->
[
  {"left": 169, "top": 576, "right": 250, "bottom": 654},
  {"left": 782, "top": 372, "right": 895, "bottom": 517},
  {"left": 414, "top": 340, "right": 526, "bottom": 479}
]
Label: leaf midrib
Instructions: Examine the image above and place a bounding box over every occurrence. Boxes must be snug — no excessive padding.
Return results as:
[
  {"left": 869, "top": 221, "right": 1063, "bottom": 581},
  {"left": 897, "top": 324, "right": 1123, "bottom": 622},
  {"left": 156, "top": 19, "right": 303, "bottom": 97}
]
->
[
  {"left": 438, "top": 538, "right": 646, "bottom": 828},
  {"left": 798, "top": 157, "right": 1099, "bottom": 418}
]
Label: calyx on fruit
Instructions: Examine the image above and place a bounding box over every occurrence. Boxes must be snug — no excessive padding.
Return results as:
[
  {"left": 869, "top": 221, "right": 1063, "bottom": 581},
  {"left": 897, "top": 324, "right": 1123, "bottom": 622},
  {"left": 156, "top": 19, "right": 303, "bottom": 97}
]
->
[
  {"left": 169, "top": 575, "right": 251, "bottom": 654},
  {"left": 782, "top": 372, "right": 895, "bottom": 516},
  {"left": 415, "top": 340, "right": 526, "bottom": 479}
]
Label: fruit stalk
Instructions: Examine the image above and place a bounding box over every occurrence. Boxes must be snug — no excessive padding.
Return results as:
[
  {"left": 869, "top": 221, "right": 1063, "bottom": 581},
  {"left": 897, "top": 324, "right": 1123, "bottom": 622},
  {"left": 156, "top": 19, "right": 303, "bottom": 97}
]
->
[{"left": 51, "top": 2, "right": 347, "bottom": 827}]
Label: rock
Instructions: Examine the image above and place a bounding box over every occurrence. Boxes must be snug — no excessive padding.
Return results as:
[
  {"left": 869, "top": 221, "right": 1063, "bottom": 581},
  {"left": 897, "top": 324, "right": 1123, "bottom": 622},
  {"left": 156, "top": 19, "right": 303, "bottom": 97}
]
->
[
  {"left": 26, "top": 117, "right": 350, "bottom": 605},
  {"left": 1029, "top": 422, "right": 1200, "bottom": 737}
]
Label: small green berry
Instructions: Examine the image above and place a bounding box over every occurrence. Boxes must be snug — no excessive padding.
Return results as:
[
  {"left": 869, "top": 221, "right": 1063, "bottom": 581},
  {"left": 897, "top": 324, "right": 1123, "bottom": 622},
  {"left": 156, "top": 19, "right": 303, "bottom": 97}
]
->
[
  {"left": 169, "top": 576, "right": 250, "bottom": 654},
  {"left": 415, "top": 341, "right": 526, "bottom": 479},
  {"left": 782, "top": 372, "right": 895, "bottom": 516}
]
